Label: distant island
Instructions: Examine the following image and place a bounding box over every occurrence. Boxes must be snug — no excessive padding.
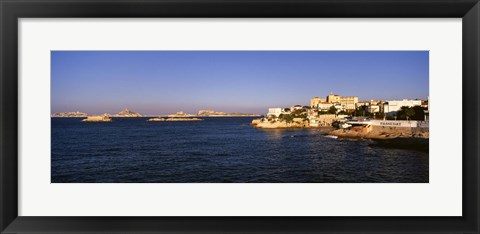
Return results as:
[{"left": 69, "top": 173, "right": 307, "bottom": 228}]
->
[
  {"left": 167, "top": 111, "right": 196, "bottom": 118},
  {"left": 166, "top": 110, "right": 260, "bottom": 117},
  {"left": 51, "top": 111, "right": 88, "bottom": 117},
  {"left": 197, "top": 109, "right": 260, "bottom": 117},
  {"left": 112, "top": 108, "right": 143, "bottom": 117},
  {"left": 51, "top": 108, "right": 144, "bottom": 118},
  {"left": 51, "top": 108, "right": 260, "bottom": 118}
]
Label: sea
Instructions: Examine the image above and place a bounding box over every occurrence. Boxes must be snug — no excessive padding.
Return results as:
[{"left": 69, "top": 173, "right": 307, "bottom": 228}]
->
[{"left": 51, "top": 117, "right": 428, "bottom": 183}]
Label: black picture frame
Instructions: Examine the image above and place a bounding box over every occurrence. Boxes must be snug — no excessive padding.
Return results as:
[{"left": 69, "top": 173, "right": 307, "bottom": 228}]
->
[{"left": 1, "top": 0, "right": 479, "bottom": 233}]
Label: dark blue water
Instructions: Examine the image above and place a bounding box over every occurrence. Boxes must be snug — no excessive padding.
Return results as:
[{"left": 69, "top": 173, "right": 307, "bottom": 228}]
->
[{"left": 51, "top": 117, "right": 428, "bottom": 183}]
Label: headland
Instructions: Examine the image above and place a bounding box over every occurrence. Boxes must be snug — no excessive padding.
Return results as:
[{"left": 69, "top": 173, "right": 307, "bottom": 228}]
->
[{"left": 251, "top": 95, "right": 429, "bottom": 152}]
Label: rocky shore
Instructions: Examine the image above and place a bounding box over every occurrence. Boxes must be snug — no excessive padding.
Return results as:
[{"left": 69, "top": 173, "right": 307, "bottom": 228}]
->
[
  {"left": 327, "top": 125, "right": 429, "bottom": 139},
  {"left": 252, "top": 117, "right": 429, "bottom": 151},
  {"left": 326, "top": 126, "right": 429, "bottom": 152}
]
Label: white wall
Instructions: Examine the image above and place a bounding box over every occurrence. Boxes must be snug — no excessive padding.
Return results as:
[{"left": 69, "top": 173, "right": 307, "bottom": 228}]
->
[{"left": 371, "top": 120, "right": 429, "bottom": 128}]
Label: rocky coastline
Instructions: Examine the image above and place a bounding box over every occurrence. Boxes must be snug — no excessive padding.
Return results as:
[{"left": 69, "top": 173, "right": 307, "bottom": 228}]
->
[
  {"left": 327, "top": 125, "right": 429, "bottom": 140},
  {"left": 252, "top": 117, "right": 429, "bottom": 151},
  {"left": 326, "top": 126, "right": 429, "bottom": 152}
]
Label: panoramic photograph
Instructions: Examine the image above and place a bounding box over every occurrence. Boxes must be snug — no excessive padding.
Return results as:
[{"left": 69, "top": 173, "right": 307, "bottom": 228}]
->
[{"left": 51, "top": 51, "right": 429, "bottom": 183}]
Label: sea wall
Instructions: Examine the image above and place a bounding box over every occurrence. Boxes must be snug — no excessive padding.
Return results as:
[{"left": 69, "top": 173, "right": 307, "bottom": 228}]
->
[{"left": 370, "top": 120, "right": 429, "bottom": 128}]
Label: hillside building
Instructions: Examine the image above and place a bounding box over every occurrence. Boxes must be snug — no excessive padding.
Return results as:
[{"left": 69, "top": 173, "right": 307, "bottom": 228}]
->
[
  {"left": 310, "top": 97, "right": 326, "bottom": 108},
  {"left": 326, "top": 94, "right": 358, "bottom": 111}
]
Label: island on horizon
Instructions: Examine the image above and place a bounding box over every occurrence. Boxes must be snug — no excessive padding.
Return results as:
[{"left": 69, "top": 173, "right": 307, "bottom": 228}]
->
[{"left": 51, "top": 108, "right": 261, "bottom": 118}]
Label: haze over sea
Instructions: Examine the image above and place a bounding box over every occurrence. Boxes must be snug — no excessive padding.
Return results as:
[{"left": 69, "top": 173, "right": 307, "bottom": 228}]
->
[{"left": 51, "top": 117, "right": 428, "bottom": 183}]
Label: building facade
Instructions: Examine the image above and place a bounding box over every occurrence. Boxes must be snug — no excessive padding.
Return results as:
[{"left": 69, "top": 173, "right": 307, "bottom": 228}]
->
[
  {"left": 267, "top": 108, "right": 283, "bottom": 117},
  {"left": 383, "top": 99, "right": 422, "bottom": 115},
  {"left": 326, "top": 94, "right": 358, "bottom": 111},
  {"left": 290, "top": 105, "right": 304, "bottom": 111},
  {"left": 317, "top": 103, "right": 334, "bottom": 111},
  {"left": 310, "top": 97, "right": 326, "bottom": 108}
]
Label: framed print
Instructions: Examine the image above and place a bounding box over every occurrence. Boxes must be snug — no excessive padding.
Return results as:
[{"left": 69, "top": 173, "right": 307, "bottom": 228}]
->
[{"left": 1, "top": 0, "right": 479, "bottom": 233}]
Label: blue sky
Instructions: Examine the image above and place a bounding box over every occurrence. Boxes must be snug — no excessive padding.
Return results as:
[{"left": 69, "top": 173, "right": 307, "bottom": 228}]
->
[{"left": 51, "top": 51, "right": 429, "bottom": 115}]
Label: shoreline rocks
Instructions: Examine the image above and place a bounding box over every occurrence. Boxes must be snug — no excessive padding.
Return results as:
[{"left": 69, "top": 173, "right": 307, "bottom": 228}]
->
[
  {"left": 252, "top": 117, "right": 429, "bottom": 151},
  {"left": 326, "top": 126, "right": 429, "bottom": 152}
]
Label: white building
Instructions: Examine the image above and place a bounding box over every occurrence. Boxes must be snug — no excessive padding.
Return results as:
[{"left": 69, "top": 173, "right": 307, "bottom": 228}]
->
[
  {"left": 290, "top": 105, "right": 304, "bottom": 111},
  {"left": 367, "top": 105, "right": 381, "bottom": 113},
  {"left": 316, "top": 103, "right": 346, "bottom": 113},
  {"left": 267, "top": 108, "right": 283, "bottom": 117},
  {"left": 383, "top": 99, "right": 422, "bottom": 115},
  {"left": 317, "top": 103, "right": 334, "bottom": 111}
]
